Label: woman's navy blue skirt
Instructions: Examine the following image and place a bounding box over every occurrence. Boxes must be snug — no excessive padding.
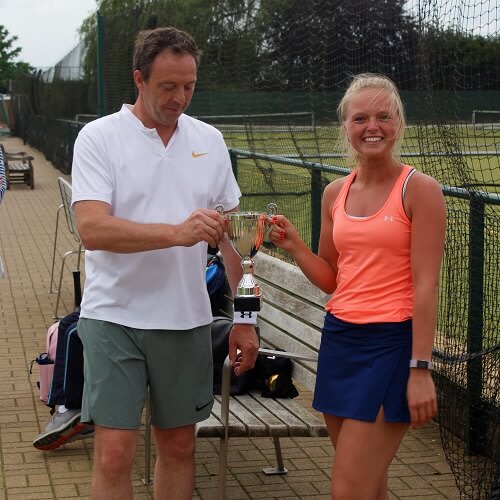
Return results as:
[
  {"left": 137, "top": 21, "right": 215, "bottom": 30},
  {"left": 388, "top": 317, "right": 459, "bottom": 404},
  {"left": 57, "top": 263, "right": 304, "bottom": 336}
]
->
[{"left": 313, "top": 313, "right": 412, "bottom": 423}]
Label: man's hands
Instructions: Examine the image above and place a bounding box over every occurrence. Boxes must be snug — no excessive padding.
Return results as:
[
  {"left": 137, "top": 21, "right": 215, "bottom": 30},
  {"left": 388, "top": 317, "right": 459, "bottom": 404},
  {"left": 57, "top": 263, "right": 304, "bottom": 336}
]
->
[
  {"left": 178, "top": 208, "right": 227, "bottom": 248},
  {"left": 228, "top": 324, "right": 259, "bottom": 376}
]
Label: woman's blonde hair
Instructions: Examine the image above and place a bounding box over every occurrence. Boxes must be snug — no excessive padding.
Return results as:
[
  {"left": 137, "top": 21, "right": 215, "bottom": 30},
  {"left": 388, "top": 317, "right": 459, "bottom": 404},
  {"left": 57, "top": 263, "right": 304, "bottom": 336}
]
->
[{"left": 337, "top": 73, "right": 406, "bottom": 166}]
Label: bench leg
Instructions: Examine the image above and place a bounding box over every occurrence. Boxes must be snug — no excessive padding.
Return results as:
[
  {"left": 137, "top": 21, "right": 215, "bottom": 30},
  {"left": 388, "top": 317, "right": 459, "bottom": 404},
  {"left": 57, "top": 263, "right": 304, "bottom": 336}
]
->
[
  {"left": 24, "top": 168, "right": 34, "bottom": 189},
  {"left": 216, "top": 433, "right": 229, "bottom": 500},
  {"left": 262, "top": 436, "right": 288, "bottom": 475}
]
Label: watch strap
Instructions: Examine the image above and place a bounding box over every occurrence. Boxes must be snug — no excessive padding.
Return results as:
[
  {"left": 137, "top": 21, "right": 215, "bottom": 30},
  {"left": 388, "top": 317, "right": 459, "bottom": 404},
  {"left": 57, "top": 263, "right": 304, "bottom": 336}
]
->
[{"left": 409, "top": 359, "right": 433, "bottom": 370}]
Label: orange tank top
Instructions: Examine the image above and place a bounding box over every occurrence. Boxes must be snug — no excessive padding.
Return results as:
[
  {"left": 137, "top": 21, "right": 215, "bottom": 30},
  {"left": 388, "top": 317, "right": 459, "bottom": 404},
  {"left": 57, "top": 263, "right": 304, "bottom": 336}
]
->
[{"left": 325, "top": 165, "right": 415, "bottom": 323}]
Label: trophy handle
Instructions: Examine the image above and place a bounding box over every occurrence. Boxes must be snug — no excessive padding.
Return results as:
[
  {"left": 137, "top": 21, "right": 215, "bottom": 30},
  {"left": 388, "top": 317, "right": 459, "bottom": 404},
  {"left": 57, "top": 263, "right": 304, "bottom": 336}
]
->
[
  {"left": 266, "top": 203, "right": 278, "bottom": 216},
  {"left": 216, "top": 203, "right": 276, "bottom": 216},
  {"left": 264, "top": 203, "right": 278, "bottom": 243}
]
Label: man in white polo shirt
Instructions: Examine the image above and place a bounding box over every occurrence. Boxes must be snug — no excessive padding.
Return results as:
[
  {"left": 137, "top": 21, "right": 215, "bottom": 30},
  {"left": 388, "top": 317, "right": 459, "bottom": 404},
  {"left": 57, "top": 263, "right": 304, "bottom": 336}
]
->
[{"left": 70, "top": 27, "right": 259, "bottom": 499}]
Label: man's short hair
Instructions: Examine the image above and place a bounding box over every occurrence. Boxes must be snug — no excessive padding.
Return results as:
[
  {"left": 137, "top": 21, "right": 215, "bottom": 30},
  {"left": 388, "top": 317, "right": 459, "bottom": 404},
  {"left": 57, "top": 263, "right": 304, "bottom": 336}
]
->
[{"left": 133, "top": 26, "right": 202, "bottom": 81}]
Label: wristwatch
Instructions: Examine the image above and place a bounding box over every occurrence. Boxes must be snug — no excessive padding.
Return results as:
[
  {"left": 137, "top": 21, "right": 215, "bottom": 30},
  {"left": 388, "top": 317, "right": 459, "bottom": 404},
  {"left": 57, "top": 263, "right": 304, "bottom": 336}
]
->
[{"left": 409, "top": 359, "right": 433, "bottom": 370}]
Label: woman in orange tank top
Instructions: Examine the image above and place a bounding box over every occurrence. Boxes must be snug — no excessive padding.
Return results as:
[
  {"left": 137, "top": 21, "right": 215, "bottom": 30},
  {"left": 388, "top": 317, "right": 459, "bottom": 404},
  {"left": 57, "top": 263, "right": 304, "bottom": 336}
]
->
[{"left": 269, "top": 73, "right": 446, "bottom": 500}]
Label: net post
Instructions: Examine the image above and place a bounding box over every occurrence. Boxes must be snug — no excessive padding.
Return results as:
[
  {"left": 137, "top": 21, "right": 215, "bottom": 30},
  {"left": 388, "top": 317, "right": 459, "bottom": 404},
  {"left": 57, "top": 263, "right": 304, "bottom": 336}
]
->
[
  {"left": 466, "top": 194, "right": 486, "bottom": 455},
  {"left": 310, "top": 168, "right": 322, "bottom": 253},
  {"left": 97, "top": 12, "right": 105, "bottom": 117},
  {"left": 229, "top": 149, "right": 238, "bottom": 181}
]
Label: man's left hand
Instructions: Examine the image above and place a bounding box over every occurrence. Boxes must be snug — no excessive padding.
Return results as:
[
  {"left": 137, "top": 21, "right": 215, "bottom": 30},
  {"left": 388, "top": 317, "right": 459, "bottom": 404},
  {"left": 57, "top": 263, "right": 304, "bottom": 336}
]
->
[{"left": 228, "top": 324, "right": 259, "bottom": 375}]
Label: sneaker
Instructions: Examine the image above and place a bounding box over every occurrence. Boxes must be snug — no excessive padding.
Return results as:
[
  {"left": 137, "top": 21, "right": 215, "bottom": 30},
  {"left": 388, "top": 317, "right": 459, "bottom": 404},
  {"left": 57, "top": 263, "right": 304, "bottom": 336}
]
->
[
  {"left": 67, "top": 424, "right": 95, "bottom": 443},
  {"left": 33, "top": 409, "right": 93, "bottom": 450}
]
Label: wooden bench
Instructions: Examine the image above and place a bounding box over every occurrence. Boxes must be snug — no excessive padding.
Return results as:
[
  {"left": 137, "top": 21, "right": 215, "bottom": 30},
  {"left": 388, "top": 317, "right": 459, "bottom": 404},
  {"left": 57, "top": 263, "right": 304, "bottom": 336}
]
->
[
  {"left": 143, "top": 252, "right": 330, "bottom": 499},
  {"left": 0, "top": 143, "right": 35, "bottom": 189}
]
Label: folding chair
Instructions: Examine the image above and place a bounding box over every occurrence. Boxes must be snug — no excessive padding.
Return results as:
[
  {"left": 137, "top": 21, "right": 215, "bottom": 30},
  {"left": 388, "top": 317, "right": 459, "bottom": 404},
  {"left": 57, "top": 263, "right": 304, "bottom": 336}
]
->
[
  {"left": 49, "top": 202, "right": 65, "bottom": 293},
  {"left": 53, "top": 177, "right": 84, "bottom": 319}
]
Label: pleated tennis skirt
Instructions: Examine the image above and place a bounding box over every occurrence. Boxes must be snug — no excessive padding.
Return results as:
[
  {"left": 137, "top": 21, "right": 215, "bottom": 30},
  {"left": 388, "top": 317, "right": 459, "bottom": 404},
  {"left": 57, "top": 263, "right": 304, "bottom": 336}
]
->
[{"left": 313, "top": 313, "right": 412, "bottom": 423}]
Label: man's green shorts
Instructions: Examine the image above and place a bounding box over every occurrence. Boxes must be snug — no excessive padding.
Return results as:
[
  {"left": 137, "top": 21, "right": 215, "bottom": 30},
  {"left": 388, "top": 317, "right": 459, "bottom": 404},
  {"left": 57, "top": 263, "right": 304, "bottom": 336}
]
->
[{"left": 77, "top": 318, "right": 214, "bottom": 429}]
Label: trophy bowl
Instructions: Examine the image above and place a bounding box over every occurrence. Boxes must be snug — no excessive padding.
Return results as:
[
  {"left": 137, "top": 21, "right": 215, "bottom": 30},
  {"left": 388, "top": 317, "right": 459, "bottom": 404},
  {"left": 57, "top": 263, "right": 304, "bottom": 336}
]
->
[
  {"left": 216, "top": 203, "right": 277, "bottom": 312},
  {"left": 225, "top": 211, "right": 267, "bottom": 259}
]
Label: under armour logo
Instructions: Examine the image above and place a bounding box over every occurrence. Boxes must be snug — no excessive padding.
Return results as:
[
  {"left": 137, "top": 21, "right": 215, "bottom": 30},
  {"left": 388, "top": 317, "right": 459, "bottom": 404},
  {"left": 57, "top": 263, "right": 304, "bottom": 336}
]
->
[
  {"left": 239, "top": 311, "right": 254, "bottom": 319},
  {"left": 384, "top": 215, "right": 394, "bottom": 222}
]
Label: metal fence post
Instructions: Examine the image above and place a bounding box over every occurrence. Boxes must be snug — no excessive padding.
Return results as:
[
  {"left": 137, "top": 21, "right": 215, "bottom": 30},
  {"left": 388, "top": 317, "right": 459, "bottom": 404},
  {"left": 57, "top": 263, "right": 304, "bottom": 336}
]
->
[
  {"left": 230, "top": 150, "right": 238, "bottom": 181},
  {"left": 466, "top": 194, "right": 485, "bottom": 455},
  {"left": 310, "top": 169, "right": 322, "bottom": 253},
  {"left": 97, "top": 12, "right": 105, "bottom": 117}
]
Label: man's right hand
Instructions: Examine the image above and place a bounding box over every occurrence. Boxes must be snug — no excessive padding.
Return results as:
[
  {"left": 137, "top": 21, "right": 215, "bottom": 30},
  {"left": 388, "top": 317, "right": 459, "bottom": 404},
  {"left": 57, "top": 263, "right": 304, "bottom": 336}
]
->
[{"left": 178, "top": 208, "right": 227, "bottom": 248}]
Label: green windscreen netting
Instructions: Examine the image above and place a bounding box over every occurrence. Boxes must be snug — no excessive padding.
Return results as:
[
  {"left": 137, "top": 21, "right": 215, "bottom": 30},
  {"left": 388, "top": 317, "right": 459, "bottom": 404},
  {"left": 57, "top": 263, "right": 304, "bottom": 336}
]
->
[{"left": 10, "top": 1, "right": 499, "bottom": 497}]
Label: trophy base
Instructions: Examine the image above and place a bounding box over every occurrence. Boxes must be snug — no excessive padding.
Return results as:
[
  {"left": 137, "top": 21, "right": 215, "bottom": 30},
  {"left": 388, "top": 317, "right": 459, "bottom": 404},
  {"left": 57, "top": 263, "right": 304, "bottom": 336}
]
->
[{"left": 234, "top": 295, "right": 261, "bottom": 312}]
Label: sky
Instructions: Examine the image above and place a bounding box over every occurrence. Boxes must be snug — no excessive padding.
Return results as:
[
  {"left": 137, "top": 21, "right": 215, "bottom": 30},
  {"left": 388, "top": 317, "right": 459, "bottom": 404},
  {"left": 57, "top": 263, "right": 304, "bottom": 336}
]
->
[{"left": 0, "top": 0, "right": 97, "bottom": 69}]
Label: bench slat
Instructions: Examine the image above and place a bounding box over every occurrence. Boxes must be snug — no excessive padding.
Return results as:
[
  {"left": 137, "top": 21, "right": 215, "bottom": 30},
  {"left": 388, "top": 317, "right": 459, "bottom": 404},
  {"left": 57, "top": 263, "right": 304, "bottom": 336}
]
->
[
  {"left": 232, "top": 393, "right": 292, "bottom": 436},
  {"left": 255, "top": 253, "right": 329, "bottom": 306},
  {"left": 197, "top": 392, "right": 327, "bottom": 439},
  {"left": 219, "top": 393, "right": 273, "bottom": 437},
  {"left": 272, "top": 398, "right": 329, "bottom": 437},
  {"left": 251, "top": 394, "right": 315, "bottom": 436},
  {"left": 9, "top": 162, "right": 31, "bottom": 171},
  {"left": 197, "top": 410, "right": 224, "bottom": 437},
  {"left": 260, "top": 281, "right": 326, "bottom": 331},
  {"left": 197, "top": 399, "right": 251, "bottom": 437},
  {"left": 259, "top": 322, "right": 318, "bottom": 366},
  {"left": 260, "top": 302, "right": 322, "bottom": 352}
]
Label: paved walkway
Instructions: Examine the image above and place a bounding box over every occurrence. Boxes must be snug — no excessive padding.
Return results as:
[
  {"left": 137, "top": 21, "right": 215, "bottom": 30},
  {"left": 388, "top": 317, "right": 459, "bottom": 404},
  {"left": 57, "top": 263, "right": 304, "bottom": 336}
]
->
[{"left": 0, "top": 135, "right": 461, "bottom": 499}]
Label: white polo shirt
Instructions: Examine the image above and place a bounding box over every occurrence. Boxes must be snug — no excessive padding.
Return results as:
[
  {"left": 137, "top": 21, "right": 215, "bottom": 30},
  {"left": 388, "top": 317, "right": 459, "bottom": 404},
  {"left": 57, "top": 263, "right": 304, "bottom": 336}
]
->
[{"left": 71, "top": 104, "right": 241, "bottom": 330}]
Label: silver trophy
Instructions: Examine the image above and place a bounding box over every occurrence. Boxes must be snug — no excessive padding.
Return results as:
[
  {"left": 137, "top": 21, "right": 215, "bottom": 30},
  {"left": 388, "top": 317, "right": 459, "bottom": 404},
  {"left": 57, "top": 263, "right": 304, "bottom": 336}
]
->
[{"left": 216, "top": 203, "right": 278, "bottom": 314}]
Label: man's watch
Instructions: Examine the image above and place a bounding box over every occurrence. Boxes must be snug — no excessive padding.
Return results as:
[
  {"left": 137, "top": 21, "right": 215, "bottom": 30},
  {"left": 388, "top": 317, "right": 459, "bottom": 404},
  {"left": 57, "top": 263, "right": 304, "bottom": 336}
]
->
[{"left": 409, "top": 359, "right": 433, "bottom": 370}]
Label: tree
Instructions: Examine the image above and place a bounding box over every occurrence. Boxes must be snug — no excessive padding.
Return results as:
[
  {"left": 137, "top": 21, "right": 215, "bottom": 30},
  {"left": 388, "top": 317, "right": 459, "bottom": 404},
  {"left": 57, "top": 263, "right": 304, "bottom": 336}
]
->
[
  {"left": 422, "top": 29, "right": 500, "bottom": 90},
  {"left": 258, "top": 0, "right": 420, "bottom": 90},
  {"left": 0, "top": 25, "right": 34, "bottom": 93}
]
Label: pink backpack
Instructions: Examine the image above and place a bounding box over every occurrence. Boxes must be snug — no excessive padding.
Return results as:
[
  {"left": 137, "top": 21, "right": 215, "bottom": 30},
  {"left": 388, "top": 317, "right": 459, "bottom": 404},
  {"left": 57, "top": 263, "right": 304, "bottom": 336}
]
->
[{"left": 31, "top": 322, "right": 59, "bottom": 402}]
